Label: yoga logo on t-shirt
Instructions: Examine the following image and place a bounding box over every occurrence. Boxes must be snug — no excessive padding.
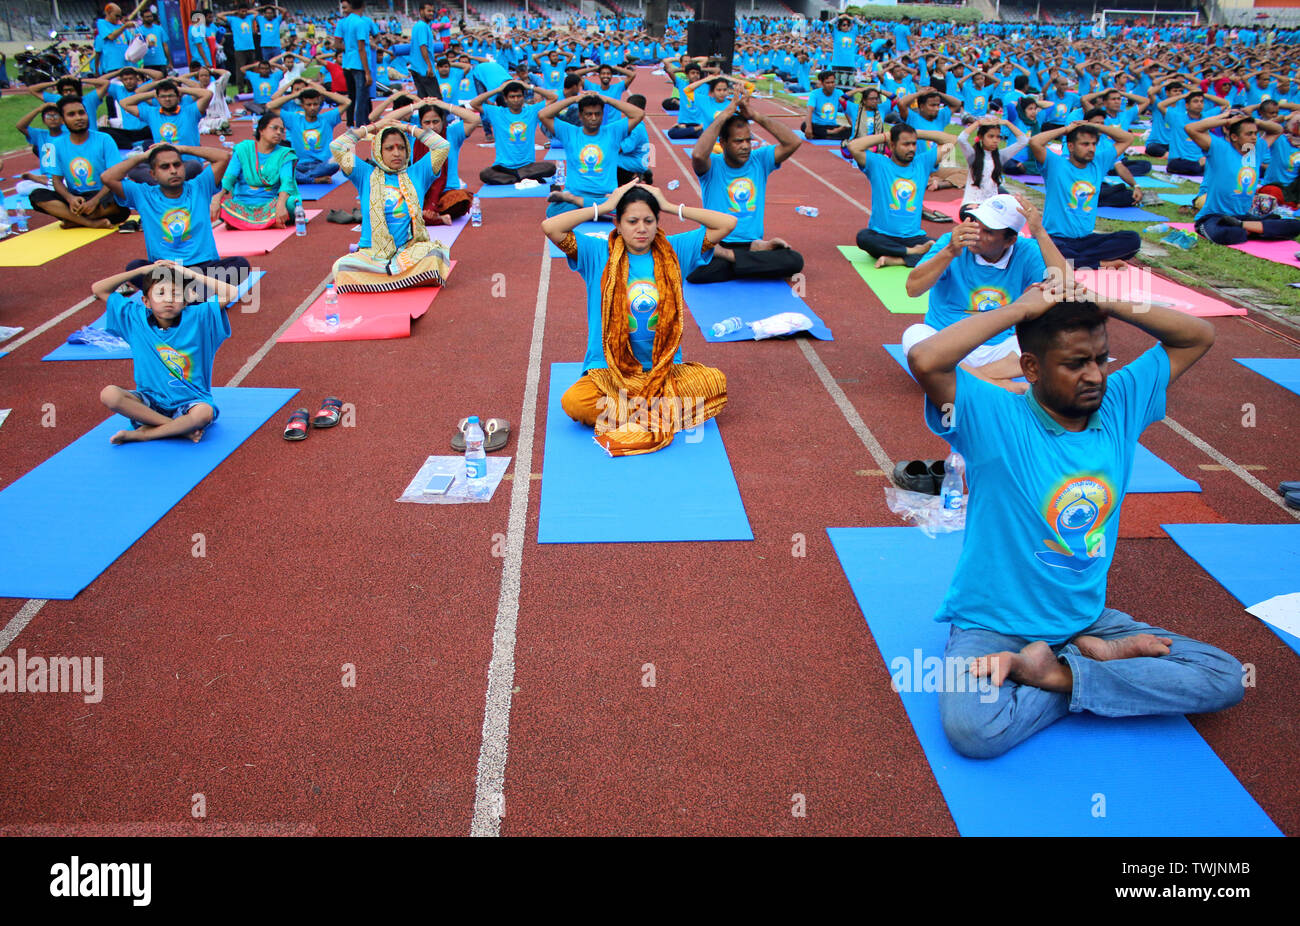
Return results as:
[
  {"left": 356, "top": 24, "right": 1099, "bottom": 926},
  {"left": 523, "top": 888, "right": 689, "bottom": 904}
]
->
[
  {"left": 727, "top": 177, "right": 757, "bottom": 212},
  {"left": 155, "top": 344, "right": 193, "bottom": 381},
  {"left": 969, "top": 286, "right": 1009, "bottom": 315},
  {"left": 1034, "top": 475, "right": 1115, "bottom": 572},
  {"left": 972, "top": 95, "right": 986, "bottom": 112},
  {"left": 69, "top": 157, "right": 94, "bottom": 187},
  {"left": 889, "top": 177, "right": 918, "bottom": 212},
  {"left": 161, "top": 207, "right": 191, "bottom": 243},
  {"left": 159, "top": 121, "right": 180, "bottom": 142},
  {"left": 1234, "top": 164, "right": 1257, "bottom": 194},
  {"left": 577, "top": 143, "right": 603, "bottom": 174},
  {"left": 1068, "top": 180, "right": 1096, "bottom": 211},
  {"left": 819, "top": 101, "right": 835, "bottom": 120},
  {"left": 303, "top": 127, "right": 322, "bottom": 151},
  {"left": 1288, "top": 150, "right": 1300, "bottom": 173},
  {"left": 40, "top": 143, "right": 57, "bottom": 171},
  {"left": 507, "top": 121, "right": 528, "bottom": 142},
  {"left": 626, "top": 278, "right": 658, "bottom": 333},
  {"left": 383, "top": 185, "right": 408, "bottom": 218}
]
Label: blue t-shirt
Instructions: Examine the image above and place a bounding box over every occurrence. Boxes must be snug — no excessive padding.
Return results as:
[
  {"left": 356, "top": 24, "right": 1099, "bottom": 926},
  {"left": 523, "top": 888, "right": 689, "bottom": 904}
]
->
[
  {"left": 923, "top": 346, "right": 1171, "bottom": 642},
  {"left": 339, "top": 13, "right": 375, "bottom": 70},
  {"left": 480, "top": 102, "right": 544, "bottom": 169},
  {"left": 107, "top": 83, "right": 147, "bottom": 131},
  {"left": 25, "top": 127, "right": 60, "bottom": 175},
  {"left": 1264, "top": 133, "right": 1300, "bottom": 187},
  {"left": 700, "top": 145, "right": 777, "bottom": 243},
  {"left": 105, "top": 292, "right": 230, "bottom": 412},
  {"left": 140, "top": 98, "right": 202, "bottom": 150},
  {"left": 618, "top": 121, "right": 651, "bottom": 174},
  {"left": 567, "top": 227, "right": 713, "bottom": 371},
  {"left": 808, "top": 87, "right": 843, "bottom": 126},
  {"left": 96, "top": 19, "right": 131, "bottom": 71},
  {"left": 831, "top": 25, "right": 859, "bottom": 68},
  {"left": 554, "top": 118, "right": 628, "bottom": 197},
  {"left": 188, "top": 24, "right": 213, "bottom": 67},
  {"left": 249, "top": 70, "right": 283, "bottom": 106},
  {"left": 347, "top": 152, "right": 440, "bottom": 248},
  {"left": 257, "top": 15, "right": 283, "bottom": 48},
  {"left": 53, "top": 130, "right": 120, "bottom": 194},
  {"left": 919, "top": 235, "right": 1048, "bottom": 346},
  {"left": 1197, "top": 135, "right": 1258, "bottom": 220},
  {"left": 283, "top": 109, "right": 341, "bottom": 163},
  {"left": 1039, "top": 148, "right": 1107, "bottom": 237},
  {"left": 906, "top": 106, "right": 953, "bottom": 153},
  {"left": 674, "top": 76, "right": 704, "bottom": 125},
  {"left": 121, "top": 167, "right": 220, "bottom": 265},
  {"left": 229, "top": 14, "right": 257, "bottom": 51},
  {"left": 440, "top": 120, "right": 467, "bottom": 190},
  {"left": 861, "top": 148, "right": 937, "bottom": 237},
  {"left": 139, "top": 24, "right": 169, "bottom": 66},
  {"left": 961, "top": 82, "right": 992, "bottom": 118},
  {"left": 409, "top": 20, "right": 433, "bottom": 75},
  {"left": 1167, "top": 103, "right": 1219, "bottom": 162}
]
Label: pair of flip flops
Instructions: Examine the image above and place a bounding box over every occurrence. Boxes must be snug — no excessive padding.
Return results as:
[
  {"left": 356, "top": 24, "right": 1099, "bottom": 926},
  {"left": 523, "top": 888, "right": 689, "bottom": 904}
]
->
[
  {"left": 284, "top": 397, "right": 343, "bottom": 440},
  {"left": 451, "top": 417, "right": 510, "bottom": 452},
  {"left": 892, "top": 459, "right": 947, "bottom": 495},
  {"left": 327, "top": 208, "right": 362, "bottom": 224},
  {"left": 1279, "top": 480, "right": 1300, "bottom": 510}
]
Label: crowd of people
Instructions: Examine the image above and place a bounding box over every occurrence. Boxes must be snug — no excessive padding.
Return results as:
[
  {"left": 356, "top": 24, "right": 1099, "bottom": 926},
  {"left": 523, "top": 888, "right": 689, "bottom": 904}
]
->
[{"left": 5, "top": 1, "right": 1283, "bottom": 759}]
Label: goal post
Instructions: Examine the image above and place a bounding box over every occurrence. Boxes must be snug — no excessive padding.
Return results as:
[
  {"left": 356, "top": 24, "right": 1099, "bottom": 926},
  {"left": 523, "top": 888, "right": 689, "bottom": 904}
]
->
[{"left": 1098, "top": 9, "right": 1200, "bottom": 35}]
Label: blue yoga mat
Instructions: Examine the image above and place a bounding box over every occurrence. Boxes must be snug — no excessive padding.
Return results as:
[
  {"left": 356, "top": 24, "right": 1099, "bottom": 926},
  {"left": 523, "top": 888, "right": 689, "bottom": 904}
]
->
[
  {"left": 545, "top": 221, "right": 610, "bottom": 257},
  {"left": 1161, "top": 193, "right": 1198, "bottom": 206},
  {"left": 1096, "top": 205, "right": 1165, "bottom": 223},
  {"left": 827, "top": 526, "right": 1280, "bottom": 836},
  {"left": 1163, "top": 523, "right": 1300, "bottom": 656},
  {"left": 682, "top": 278, "right": 833, "bottom": 341},
  {"left": 1235, "top": 358, "right": 1300, "bottom": 398},
  {"left": 537, "top": 362, "right": 752, "bottom": 543},
  {"left": 545, "top": 147, "right": 563, "bottom": 160},
  {"left": 4, "top": 193, "right": 32, "bottom": 211},
  {"left": 0, "top": 386, "right": 298, "bottom": 600},
  {"left": 297, "top": 171, "right": 347, "bottom": 200},
  {"left": 880, "top": 344, "right": 1199, "bottom": 493},
  {"left": 1136, "top": 175, "right": 1176, "bottom": 189},
  {"left": 474, "top": 182, "right": 553, "bottom": 199},
  {"left": 1004, "top": 173, "right": 1045, "bottom": 185},
  {"left": 793, "top": 129, "right": 845, "bottom": 147},
  {"left": 42, "top": 272, "right": 266, "bottom": 362}
]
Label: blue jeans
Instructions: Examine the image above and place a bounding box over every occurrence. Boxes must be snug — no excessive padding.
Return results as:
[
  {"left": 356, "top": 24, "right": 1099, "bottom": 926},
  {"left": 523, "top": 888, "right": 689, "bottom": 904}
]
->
[
  {"left": 940, "top": 608, "right": 1244, "bottom": 759},
  {"left": 295, "top": 158, "right": 339, "bottom": 183}
]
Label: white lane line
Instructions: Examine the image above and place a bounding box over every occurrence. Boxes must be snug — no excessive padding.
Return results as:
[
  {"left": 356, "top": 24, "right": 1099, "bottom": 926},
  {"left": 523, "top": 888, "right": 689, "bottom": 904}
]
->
[
  {"left": 470, "top": 248, "right": 551, "bottom": 836},
  {"left": 1162, "top": 416, "right": 1300, "bottom": 521},
  {"left": 0, "top": 600, "right": 47, "bottom": 655},
  {"left": 0, "top": 296, "right": 95, "bottom": 358},
  {"left": 4, "top": 276, "right": 326, "bottom": 652},
  {"left": 649, "top": 118, "right": 892, "bottom": 472}
]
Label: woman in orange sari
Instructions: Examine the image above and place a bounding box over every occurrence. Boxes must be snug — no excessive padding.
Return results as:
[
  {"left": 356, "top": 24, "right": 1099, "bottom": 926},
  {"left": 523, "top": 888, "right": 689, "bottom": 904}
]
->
[{"left": 540, "top": 180, "right": 736, "bottom": 456}]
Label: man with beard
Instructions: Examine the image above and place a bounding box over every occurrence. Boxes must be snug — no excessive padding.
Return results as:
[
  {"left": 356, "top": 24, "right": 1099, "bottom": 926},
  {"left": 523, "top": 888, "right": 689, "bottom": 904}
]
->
[
  {"left": 29, "top": 96, "right": 130, "bottom": 228},
  {"left": 907, "top": 277, "right": 1241, "bottom": 759},
  {"left": 849, "top": 123, "right": 954, "bottom": 268}
]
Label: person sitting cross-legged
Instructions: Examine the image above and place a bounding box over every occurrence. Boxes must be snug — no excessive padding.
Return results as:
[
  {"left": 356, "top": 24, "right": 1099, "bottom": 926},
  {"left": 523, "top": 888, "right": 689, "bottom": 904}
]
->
[
  {"left": 688, "top": 90, "right": 804, "bottom": 283},
  {"left": 849, "top": 123, "right": 955, "bottom": 268},
  {"left": 1186, "top": 110, "right": 1300, "bottom": 246},
  {"left": 468, "top": 79, "right": 558, "bottom": 185},
  {"left": 539, "top": 91, "right": 644, "bottom": 217},
  {"left": 907, "top": 278, "right": 1244, "bottom": 760},
  {"left": 905, "top": 193, "right": 1068, "bottom": 394}
]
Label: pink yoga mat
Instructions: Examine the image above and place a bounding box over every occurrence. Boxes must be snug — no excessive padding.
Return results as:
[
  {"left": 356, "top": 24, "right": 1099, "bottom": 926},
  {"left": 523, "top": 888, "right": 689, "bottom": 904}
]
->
[
  {"left": 1169, "top": 222, "right": 1300, "bottom": 269},
  {"left": 1073, "top": 264, "right": 1246, "bottom": 317},
  {"left": 277, "top": 260, "right": 457, "bottom": 343},
  {"left": 427, "top": 214, "right": 470, "bottom": 249},
  {"left": 924, "top": 198, "right": 1032, "bottom": 237},
  {"left": 213, "top": 210, "right": 323, "bottom": 257}
]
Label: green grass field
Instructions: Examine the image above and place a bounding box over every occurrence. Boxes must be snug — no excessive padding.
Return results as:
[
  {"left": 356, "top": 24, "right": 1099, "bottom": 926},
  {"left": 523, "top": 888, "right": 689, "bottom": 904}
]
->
[{"left": 0, "top": 92, "right": 41, "bottom": 155}]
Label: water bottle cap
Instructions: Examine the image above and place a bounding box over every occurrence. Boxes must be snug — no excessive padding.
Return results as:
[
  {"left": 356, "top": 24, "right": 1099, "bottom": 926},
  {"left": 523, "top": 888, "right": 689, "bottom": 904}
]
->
[{"left": 467, "top": 415, "right": 480, "bottom": 424}]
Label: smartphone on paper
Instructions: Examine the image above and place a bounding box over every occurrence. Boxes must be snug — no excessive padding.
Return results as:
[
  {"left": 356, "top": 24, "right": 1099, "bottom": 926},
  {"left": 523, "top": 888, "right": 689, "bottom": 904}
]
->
[{"left": 423, "top": 474, "right": 455, "bottom": 495}]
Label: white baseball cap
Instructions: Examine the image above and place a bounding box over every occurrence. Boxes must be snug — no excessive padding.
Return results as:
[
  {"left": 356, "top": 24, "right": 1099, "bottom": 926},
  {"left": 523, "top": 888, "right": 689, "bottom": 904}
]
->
[{"left": 970, "top": 194, "right": 1026, "bottom": 233}]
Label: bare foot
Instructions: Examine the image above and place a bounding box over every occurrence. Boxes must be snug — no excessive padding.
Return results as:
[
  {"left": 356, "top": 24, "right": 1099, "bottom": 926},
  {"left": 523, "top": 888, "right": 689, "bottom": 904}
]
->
[
  {"left": 1098, "top": 259, "right": 1128, "bottom": 270},
  {"left": 906, "top": 241, "right": 934, "bottom": 255},
  {"left": 751, "top": 237, "right": 789, "bottom": 251},
  {"left": 110, "top": 428, "right": 147, "bottom": 444},
  {"left": 1073, "top": 633, "right": 1172, "bottom": 661},
  {"left": 972, "top": 641, "right": 1073, "bottom": 692},
  {"left": 188, "top": 428, "right": 205, "bottom": 443},
  {"left": 874, "top": 255, "right": 905, "bottom": 268}
]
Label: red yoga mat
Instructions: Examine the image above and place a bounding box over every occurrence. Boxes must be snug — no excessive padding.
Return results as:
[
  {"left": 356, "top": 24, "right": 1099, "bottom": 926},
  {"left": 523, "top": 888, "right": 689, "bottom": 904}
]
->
[
  {"left": 213, "top": 210, "right": 323, "bottom": 258},
  {"left": 1169, "top": 222, "right": 1300, "bottom": 269},
  {"left": 277, "top": 260, "right": 457, "bottom": 343},
  {"left": 1073, "top": 264, "right": 1247, "bottom": 318}
]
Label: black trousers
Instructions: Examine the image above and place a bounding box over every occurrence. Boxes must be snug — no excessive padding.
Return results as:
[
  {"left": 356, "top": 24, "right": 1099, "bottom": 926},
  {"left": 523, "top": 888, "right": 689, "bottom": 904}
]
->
[
  {"left": 616, "top": 166, "right": 653, "bottom": 185},
  {"left": 102, "top": 126, "right": 153, "bottom": 148},
  {"left": 343, "top": 69, "right": 370, "bottom": 127},
  {"left": 1166, "top": 157, "right": 1205, "bottom": 176},
  {"left": 411, "top": 71, "right": 442, "bottom": 100},
  {"left": 1099, "top": 182, "right": 1137, "bottom": 208},
  {"left": 1195, "top": 213, "right": 1300, "bottom": 246},
  {"left": 1049, "top": 232, "right": 1141, "bottom": 269},
  {"left": 478, "top": 162, "right": 556, "bottom": 185},
  {"left": 856, "top": 228, "right": 932, "bottom": 267},
  {"left": 686, "top": 241, "right": 804, "bottom": 284},
  {"left": 1144, "top": 142, "right": 1169, "bottom": 158}
]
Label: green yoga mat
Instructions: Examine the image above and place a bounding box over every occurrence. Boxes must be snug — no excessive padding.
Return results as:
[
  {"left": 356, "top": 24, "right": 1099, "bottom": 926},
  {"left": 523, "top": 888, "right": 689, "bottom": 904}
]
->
[{"left": 836, "top": 245, "right": 930, "bottom": 314}]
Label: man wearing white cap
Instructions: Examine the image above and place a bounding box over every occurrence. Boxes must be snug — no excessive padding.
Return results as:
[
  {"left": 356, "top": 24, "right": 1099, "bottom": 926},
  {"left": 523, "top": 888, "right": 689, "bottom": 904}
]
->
[{"left": 902, "top": 193, "right": 1068, "bottom": 393}]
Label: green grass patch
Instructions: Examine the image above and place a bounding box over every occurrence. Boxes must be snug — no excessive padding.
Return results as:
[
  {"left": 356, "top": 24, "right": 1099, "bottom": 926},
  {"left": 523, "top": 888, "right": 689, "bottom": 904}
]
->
[
  {"left": 844, "top": 5, "right": 983, "bottom": 23},
  {"left": 0, "top": 92, "right": 42, "bottom": 154}
]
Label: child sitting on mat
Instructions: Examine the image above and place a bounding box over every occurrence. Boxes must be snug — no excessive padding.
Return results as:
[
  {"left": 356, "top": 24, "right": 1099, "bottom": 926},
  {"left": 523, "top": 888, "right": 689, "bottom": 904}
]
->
[{"left": 90, "top": 260, "right": 243, "bottom": 446}]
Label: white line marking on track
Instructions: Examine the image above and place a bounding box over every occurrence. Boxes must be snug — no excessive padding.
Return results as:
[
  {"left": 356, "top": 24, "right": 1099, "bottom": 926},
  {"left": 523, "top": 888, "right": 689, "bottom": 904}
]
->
[
  {"left": 1162, "top": 416, "right": 1300, "bottom": 521},
  {"left": 0, "top": 600, "right": 47, "bottom": 655},
  {"left": 649, "top": 117, "right": 891, "bottom": 471},
  {"left": 470, "top": 248, "right": 551, "bottom": 836},
  {"left": 226, "top": 275, "right": 329, "bottom": 387},
  {"left": 0, "top": 296, "right": 95, "bottom": 358}
]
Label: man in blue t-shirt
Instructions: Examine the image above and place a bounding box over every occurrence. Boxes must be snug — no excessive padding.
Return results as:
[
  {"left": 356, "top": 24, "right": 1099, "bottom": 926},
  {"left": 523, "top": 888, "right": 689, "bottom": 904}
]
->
[
  {"left": 408, "top": 2, "right": 441, "bottom": 100},
  {"left": 214, "top": 3, "right": 259, "bottom": 91},
  {"left": 906, "top": 279, "right": 1239, "bottom": 760},
  {"left": 28, "top": 97, "right": 130, "bottom": 228},
  {"left": 257, "top": 5, "right": 287, "bottom": 60},
  {"left": 903, "top": 194, "right": 1066, "bottom": 393},
  {"left": 849, "top": 123, "right": 951, "bottom": 267},
  {"left": 94, "top": 4, "right": 134, "bottom": 75},
  {"left": 136, "top": 9, "right": 170, "bottom": 69},
  {"left": 690, "top": 94, "right": 805, "bottom": 284},
  {"left": 1030, "top": 120, "right": 1140, "bottom": 269},
  {"left": 1158, "top": 89, "right": 1230, "bottom": 175},
  {"left": 469, "top": 79, "right": 558, "bottom": 184},
  {"left": 335, "top": 0, "right": 377, "bottom": 128},
  {"left": 269, "top": 82, "right": 351, "bottom": 182},
  {"left": 540, "top": 92, "right": 642, "bottom": 216},
  {"left": 805, "top": 70, "right": 848, "bottom": 141},
  {"left": 1187, "top": 110, "right": 1300, "bottom": 245},
  {"left": 119, "top": 79, "right": 213, "bottom": 182}
]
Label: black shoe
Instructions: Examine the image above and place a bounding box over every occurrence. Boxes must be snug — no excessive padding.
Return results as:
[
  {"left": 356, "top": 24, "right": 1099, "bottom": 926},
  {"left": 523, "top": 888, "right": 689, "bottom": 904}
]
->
[
  {"left": 927, "top": 459, "right": 946, "bottom": 491},
  {"left": 893, "top": 459, "right": 939, "bottom": 495}
]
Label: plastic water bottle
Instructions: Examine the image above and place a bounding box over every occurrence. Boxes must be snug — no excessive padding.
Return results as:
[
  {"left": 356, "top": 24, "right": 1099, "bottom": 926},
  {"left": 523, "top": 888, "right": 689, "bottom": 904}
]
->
[
  {"left": 295, "top": 202, "right": 307, "bottom": 236},
  {"left": 667, "top": 179, "right": 679, "bottom": 190},
  {"left": 464, "top": 415, "right": 487, "bottom": 494},
  {"left": 470, "top": 196, "right": 482, "bottom": 227},
  {"left": 711, "top": 316, "right": 744, "bottom": 337},
  {"left": 1144, "top": 223, "right": 1169, "bottom": 234},
  {"left": 13, "top": 210, "right": 28, "bottom": 234},
  {"left": 324, "top": 283, "right": 337, "bottom": 306},
  {"left": 940, "top": 451, "right": 965, "bottom": 518},
  {"left": 555, "top": 159, "right": 566, "bottom": 186},
  {"left": 796, "top": 205, "right": 819, "bottom": 217}
]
